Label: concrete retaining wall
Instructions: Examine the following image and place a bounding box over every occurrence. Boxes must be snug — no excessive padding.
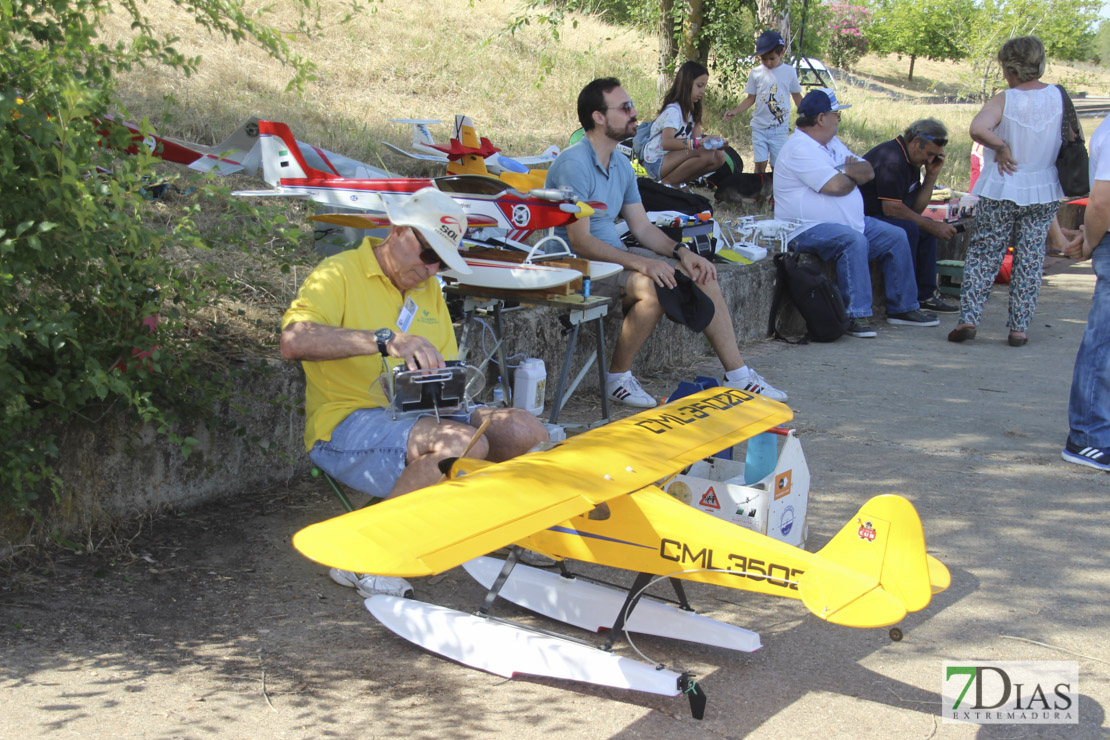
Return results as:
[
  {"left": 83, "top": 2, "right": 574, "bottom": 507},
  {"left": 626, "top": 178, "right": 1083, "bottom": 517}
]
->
[{"left": 2, "top": 361, "right": 309, "bottom": 552}]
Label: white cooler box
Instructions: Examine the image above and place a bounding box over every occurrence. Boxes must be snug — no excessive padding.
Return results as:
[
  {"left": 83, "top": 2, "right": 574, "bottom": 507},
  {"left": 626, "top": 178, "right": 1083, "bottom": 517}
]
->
[{"left": 664, "top": 430, "right": 809, "bottom": 548}]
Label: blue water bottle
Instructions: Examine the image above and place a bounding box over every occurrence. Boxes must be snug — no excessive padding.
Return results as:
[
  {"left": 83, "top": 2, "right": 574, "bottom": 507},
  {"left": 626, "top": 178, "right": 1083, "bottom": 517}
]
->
[{"left": 744, "top": 432, "right": 777, "bottom": 484}]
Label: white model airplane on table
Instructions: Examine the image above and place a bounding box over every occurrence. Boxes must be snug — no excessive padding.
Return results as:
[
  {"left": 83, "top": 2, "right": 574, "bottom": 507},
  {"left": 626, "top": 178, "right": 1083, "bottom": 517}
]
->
[
  {"left": 293, "top": 387, "right": 950, "bottom": 718},
  {"left": 304, "top": 212, "right": 618, "bottom": 290}
]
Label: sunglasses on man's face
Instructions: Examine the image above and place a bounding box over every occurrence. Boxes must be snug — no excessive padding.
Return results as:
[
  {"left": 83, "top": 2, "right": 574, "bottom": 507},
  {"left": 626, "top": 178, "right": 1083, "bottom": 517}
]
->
[
  {"left": 917, "top": 133, "right": 948, "bottom": 147},
  {"left": 413, "top": 229, "right": 447, "bottom": 270},
  {"left": 606, "top": 101, "right": 636, "bottom": 114}
]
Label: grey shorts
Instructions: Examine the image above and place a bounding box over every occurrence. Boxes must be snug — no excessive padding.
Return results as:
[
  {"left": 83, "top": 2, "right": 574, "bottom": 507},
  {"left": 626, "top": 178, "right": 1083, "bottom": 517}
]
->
[{"left": 612, "top": 246, "right": 677, "bottom": 289}]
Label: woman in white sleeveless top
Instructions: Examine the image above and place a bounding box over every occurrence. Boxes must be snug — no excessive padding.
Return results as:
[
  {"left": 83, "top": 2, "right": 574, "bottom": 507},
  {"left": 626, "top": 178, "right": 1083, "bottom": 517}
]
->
[{"left": 949, "top": 36, "right": 1064, "bottom": 347}]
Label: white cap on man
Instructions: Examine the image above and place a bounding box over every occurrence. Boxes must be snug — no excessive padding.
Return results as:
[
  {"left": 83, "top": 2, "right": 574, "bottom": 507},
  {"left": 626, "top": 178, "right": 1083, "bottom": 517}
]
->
[{"left": 385, "top": 187, "right": 472, "bottom": 274}]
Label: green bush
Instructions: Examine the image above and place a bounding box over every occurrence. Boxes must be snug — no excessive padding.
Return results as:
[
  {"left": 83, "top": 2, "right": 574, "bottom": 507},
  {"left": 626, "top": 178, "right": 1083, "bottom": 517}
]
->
[{"left": 0, "top": 0, "right": 324, "bottom": 518}]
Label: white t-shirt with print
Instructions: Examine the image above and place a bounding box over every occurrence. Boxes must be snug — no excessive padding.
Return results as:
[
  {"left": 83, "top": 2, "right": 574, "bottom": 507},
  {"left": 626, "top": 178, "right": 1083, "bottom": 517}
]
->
[
  {"left": 643, "top": 102, "right": 694, "bottom": 164},
  {"left": 746, "top": 64, "right": 801, "bottom": 130}
]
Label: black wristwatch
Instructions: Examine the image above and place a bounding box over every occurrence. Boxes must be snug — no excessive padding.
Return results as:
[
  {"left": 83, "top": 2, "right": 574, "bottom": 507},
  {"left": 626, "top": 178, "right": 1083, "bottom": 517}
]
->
[
  {"left": 374, "top": 327, "right": 394, "bottom": 357},
  {"left": 672, "top": 243, "right": 689, "bottom": 260}
]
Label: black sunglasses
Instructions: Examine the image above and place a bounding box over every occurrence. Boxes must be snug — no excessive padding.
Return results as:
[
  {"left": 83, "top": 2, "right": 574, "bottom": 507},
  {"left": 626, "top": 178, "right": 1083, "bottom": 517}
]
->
[
  {"left": 917, "top": 133, "right": 948, "bottom": 147},
  {"left": 412, "top": 229, "right": 447, "bottom": 270},
  {"left": 605, "top": 101, "right": 636, "bottom": 113}
]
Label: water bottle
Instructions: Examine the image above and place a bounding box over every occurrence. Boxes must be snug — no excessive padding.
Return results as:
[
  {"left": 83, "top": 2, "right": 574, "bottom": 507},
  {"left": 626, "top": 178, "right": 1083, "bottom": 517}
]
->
[
  {"left": 744, "top": 432, "right": 777, "bottom": 484},
  {"left": 492, "top": 377, "right": 504, "bottom": 405},
  {"left": 701, "top": 136, "right": 725, "bottom": 151}
]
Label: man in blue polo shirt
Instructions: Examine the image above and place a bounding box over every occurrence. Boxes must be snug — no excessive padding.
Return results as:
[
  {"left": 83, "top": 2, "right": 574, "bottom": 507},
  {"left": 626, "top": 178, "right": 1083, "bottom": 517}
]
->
[
  {"left": 545, "top": 77, "right": 787, "bottom": 408},
  {"left": 860, "top": 118, "right": 959, "bottom": 313}
]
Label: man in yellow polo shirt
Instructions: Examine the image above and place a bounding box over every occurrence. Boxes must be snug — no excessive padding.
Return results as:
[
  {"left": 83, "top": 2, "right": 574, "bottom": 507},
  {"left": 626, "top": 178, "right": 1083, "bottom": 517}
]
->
[{"left": 281, "top": 188, "right": 548, "bottom": 598}]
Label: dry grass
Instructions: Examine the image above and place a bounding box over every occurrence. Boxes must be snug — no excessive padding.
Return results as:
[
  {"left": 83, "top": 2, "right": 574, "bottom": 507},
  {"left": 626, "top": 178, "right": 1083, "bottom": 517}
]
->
[
  {"left": 851, "top": 53, "right": 1110, "bottom": 99},
  {"left": 99, "top": 0, "right": 657, "bottom": 167}
]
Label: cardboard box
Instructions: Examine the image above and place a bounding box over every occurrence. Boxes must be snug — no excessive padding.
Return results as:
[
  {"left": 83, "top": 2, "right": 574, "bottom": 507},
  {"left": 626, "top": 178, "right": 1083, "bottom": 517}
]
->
[{"left": 664, "top": 430, "right": 809, "bottom": 548}]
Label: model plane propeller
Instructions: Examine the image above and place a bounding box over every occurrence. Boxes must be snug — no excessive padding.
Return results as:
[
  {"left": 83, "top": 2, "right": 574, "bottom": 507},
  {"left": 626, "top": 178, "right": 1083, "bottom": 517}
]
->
[{"left": 293, "top": 387, "right": 950, "bottom": 716}]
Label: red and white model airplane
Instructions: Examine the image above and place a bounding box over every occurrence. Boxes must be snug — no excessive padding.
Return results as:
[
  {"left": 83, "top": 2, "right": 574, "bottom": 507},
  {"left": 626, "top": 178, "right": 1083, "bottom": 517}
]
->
[
  {"left": 232, "top": 120, "right": 601, "bottom": 242},
  {"left": 101, "top": 115, "right": 395, "bottom": 179}
]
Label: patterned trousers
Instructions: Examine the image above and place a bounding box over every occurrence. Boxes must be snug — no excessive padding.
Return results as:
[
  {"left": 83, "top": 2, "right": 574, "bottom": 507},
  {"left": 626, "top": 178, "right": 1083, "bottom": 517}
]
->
[{"left": 959, "top": 197, "right": 1059, "bottom": 332}]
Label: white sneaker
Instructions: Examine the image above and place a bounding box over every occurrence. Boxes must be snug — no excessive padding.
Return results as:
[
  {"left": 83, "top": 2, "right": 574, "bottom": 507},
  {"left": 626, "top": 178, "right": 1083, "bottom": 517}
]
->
[
  {"left": 606, "top": 372, "right": 658, "bottom": 408},
  {"left": 723, "top": 369, "right": 788, "bottom": 402},
  {"left": 329, "top": 567, "right": 414, "bottom": 598}
]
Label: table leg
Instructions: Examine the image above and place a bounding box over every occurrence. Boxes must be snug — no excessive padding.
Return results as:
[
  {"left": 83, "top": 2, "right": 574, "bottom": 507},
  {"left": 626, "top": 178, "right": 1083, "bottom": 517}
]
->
[
  {"left": 595, "top": 313, "right": 610, "bottom": 422},
  {"left": 548, "top": 322, "right": 580, "bottom": 425},
  {"left": 493, "top": 304, "right": 511, "bottom": 405}
]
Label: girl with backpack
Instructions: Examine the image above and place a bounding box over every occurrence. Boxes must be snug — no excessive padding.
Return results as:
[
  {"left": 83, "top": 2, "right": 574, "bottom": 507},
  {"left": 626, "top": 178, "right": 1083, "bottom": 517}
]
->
[{"left": 641, "top": 61, "right": 727, "bottom": 186}]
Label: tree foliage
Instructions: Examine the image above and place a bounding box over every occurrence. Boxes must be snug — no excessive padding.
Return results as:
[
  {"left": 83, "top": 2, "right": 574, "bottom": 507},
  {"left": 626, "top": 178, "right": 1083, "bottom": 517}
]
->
[
  {"left": 0, "top": 0, "right": 332, "bottom": 517},
  {"left": 945, "top": 0, "right": 1102, "bottom": 98},
  {"left": 1094, "top": 18, "right": 1110, "bottom": 66},
  {"left": 820, "top": 2, "right": 871, "bottom": 70},
  {"left": 867, "top": 0, "right": 973, "bottom": 79}
]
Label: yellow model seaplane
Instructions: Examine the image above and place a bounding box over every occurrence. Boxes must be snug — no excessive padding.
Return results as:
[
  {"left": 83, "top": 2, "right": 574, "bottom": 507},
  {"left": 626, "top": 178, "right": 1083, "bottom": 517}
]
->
[{"left": 293, "top": 387, "right": 949, "bottom": 718}]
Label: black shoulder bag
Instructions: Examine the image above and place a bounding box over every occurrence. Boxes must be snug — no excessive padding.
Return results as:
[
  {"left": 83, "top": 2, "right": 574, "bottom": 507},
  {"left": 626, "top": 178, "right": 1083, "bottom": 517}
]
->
[{"left": 1055, "top": 85, "right": 1090, "bottom": 197}]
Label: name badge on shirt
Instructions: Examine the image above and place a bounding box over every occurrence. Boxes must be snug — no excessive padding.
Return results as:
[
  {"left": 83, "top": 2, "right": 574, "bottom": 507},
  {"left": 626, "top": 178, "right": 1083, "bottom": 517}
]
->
[{"left": 397, "top": 297, "right": 417, "bottom": 333}]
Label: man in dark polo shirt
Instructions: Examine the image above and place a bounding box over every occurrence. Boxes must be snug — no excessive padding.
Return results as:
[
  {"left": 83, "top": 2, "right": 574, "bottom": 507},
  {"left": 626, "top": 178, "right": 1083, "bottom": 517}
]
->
[{"left": 860, "top": 119, "right": 958, "bottom": 312}]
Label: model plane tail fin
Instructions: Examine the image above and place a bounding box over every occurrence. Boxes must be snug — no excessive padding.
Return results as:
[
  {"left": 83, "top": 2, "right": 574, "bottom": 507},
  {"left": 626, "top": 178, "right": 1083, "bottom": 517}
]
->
[
  {"left": 796, "top": 494, "right": 949, "bottom": 628},
  {"left": 256, "top": 120, "right": 333, "bottom": 186}
]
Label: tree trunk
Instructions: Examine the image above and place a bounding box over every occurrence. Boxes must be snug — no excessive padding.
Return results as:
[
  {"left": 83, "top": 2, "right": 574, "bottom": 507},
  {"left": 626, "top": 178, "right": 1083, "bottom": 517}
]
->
[
  {"left": 908, "top": 54, "right": 916, "bottom": 81},
  {"left": 757, "top": 0, "right": 791, "bottom": 55},
  {"left": 681, "top": 0, "right": 706, "bottom": 63},
  {"left": 658, "top": 0, "right": 679, "bottom": 94}
]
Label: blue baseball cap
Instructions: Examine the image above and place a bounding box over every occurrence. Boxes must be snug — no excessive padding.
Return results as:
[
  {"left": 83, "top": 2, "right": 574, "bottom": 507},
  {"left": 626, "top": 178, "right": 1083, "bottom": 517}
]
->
[
  {"left": 797, "top": 88, "right": 852, "bottom": 117},
  {"left": 755, "top": 30, "right": 785, "bottom": 55}
]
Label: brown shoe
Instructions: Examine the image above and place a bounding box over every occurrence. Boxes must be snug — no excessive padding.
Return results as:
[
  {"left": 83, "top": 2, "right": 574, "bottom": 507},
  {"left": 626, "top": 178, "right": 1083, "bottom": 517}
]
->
[
  {"left": 948, "top": 325, "right": 977, "bottom": 342},
  {"left": 1008, "top": 332, "right": 1028, "bottom": 347}
]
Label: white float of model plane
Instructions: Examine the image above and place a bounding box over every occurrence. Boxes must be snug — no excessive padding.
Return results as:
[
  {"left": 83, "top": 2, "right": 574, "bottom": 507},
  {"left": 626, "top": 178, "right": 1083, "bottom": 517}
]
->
[{"left": 293, "top": 387, "right": 951, "bottom": 719}]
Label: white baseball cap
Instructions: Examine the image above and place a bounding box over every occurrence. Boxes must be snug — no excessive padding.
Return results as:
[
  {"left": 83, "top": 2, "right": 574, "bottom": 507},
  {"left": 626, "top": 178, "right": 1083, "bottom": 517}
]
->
[{"left": 385, "top": 187, "right": 472, "bottom": 274}]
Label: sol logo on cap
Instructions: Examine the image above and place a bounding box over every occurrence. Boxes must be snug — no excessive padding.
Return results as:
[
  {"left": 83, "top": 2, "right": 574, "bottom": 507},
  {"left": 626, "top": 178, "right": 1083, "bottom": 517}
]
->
[{"left": 438, "top": 215, "right": 463, "bottom": 245}]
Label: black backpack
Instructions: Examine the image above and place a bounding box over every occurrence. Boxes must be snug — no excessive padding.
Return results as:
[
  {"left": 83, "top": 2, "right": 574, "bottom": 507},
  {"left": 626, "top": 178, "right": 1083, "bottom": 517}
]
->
[
  {"left": 767, "top": 252, "right": 849, "bottom": 343},
  {"left": 636, "top": 178, "right": 713, "bottom": 215}
]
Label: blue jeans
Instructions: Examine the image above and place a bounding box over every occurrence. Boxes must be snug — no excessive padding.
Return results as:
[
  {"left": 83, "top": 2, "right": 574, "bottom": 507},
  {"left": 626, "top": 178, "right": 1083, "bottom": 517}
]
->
[
  {"left": 874, "top": 215, "right": 939, "bottom": 302},
  {"left": 788, "top": 218, "right": 918, "bottom": 318},
  {"left": 1068, "top": 236, "right": 1110, "bottom": 449},
  {"left": 309, "top": 406, "right": 475, "bottom": 496}
]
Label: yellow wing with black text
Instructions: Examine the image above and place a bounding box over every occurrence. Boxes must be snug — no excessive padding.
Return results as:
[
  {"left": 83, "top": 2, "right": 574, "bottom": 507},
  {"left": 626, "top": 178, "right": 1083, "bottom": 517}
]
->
[{"left": 292, "top": 388, "right": 791, "bottom": 577}]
